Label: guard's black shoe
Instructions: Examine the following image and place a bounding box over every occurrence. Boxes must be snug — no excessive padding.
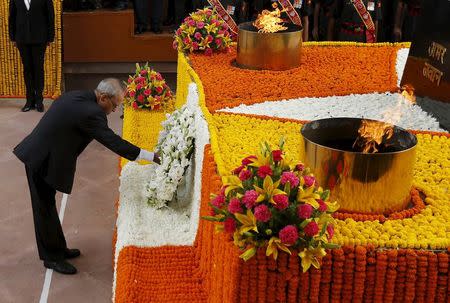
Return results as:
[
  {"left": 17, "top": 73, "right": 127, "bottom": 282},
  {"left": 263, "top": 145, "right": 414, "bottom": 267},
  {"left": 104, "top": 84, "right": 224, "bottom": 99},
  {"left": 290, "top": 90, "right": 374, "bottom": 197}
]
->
[
  {"left": 113, "top": 2, "right": 127, "bottom": 10},
  {"left": 21, "top": 104, "right": 35, "bottom": 112},
  {"left": 44, "top": 260, "right": 77, "bottom": 275},
  {"left": 152, "top": 28, "right": 162, "bottom": 34},
  {"left": 64, "top": 248, "right": 81, "bottom": 259},
  {"left": 36, "top": 103, "right": 44, "bottom": 112}
]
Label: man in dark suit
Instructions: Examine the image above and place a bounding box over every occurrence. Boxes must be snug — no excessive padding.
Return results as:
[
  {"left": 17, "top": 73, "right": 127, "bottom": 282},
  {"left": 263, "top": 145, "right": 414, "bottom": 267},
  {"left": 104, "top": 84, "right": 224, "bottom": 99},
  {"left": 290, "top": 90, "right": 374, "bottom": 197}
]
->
[
  {"left": 14, "top": 79, "right": 160, "bottom": 275},
  {"left": 9, "top": 0, "right": 55, "bottom": 112}
]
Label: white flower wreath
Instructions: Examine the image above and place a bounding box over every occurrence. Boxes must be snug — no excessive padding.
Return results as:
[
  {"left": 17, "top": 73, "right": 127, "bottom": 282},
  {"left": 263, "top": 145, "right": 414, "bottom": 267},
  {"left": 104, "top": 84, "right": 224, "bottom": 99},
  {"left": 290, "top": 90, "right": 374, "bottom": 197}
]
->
[{"left": 143, "top": 105, "right": 196, "bottom": 208}]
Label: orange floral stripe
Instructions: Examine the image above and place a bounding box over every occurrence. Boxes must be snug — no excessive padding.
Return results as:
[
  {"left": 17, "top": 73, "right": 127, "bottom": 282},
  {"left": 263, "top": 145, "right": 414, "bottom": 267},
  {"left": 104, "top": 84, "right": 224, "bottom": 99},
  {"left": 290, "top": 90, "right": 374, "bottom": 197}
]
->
[
  {"left": 190, "top": 45, "right": 400, "bottom": 112},
  {"left": 333, "top": 188, "right": 425, "bottom": 222},
  {"left": 405, "top": 251, "right": 418, "bottom": 303},
  {"left": 115, "top": 245, "right": 206, "bottom": 303},
  {"left": 410, "top": 130, "right": 450, "bottom": 138},
  {"left": 354, "top": 246, "right": 367, "bottom": 302},
  {"left": 384, "top": 250, "right": 398, "bottom": 303},
  {"left": 287, "top": 254, "right": 299, "bottom": 303},
  {"left": 436, "top": 253, "right": 448, "bottom": 302},
  {"left": 342, "top": 246, "right": 356, "bottom": 301},
  {"left": 394, "top": 251, "right": 407, "bottom": 301},
  {"left": 319, "top": 254, "right": 332, "bottom": 302},
  {"left": 426, "top": 253, "right": 438, "bottom": 303}
]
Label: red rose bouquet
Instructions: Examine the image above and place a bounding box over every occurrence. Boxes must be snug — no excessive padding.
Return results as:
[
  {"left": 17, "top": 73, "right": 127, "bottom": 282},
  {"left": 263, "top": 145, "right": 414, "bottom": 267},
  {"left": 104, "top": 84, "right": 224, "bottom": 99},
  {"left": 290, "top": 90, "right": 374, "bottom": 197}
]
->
[{"left": 203, "top": 139, "right": 340, "bottom": 272}]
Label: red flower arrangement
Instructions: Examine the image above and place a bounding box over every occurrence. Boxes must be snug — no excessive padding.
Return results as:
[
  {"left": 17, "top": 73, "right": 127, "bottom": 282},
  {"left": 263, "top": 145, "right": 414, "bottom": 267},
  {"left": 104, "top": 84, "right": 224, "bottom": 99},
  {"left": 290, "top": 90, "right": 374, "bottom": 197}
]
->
[
  {"left": 124, "top": 63, "right": 174, "bottom": 111},
  {"left": 173, "top": 8, "right": 233, "bottom": 55},
  {"left": 203, "top": 139, "right": 340, "bottom": 272}
]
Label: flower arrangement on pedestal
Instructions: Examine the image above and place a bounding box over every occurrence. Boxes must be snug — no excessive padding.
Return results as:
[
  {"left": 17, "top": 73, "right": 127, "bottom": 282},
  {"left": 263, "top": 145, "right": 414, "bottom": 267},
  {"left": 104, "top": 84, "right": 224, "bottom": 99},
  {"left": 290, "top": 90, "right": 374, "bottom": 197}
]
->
[
  {"left": 143, "top": 105, "right": 195, "bottom": 208},
  {"left": 124, "top": 63, "right": 174, "bottom": 111},
  {"left": 173, "top": 8, "right": 233, "bottom": 55},
  {"left": 203, "top": 139, "right": 340, "bottom": 272}
]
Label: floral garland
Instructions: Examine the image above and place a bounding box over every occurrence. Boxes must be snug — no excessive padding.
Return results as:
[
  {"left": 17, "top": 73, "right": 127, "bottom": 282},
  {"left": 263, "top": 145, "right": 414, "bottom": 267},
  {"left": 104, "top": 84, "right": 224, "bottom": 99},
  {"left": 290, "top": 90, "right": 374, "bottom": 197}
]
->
[
  {"left": 143, "top": 105, "right": 195, "bottom": 208},
  {"left": 173, "top": 8, "right": 233, "bottom": 55},
  {"left": 204, "top": 140, "right": 339, "bottom": 272},
  {"left": 124, "top": 63, "right": 174, "bottom": 111}
]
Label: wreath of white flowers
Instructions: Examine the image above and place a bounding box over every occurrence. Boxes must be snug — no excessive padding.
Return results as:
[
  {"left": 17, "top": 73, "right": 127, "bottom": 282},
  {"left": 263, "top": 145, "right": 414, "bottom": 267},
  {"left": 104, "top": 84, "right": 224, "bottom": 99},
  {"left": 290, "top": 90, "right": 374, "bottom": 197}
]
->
[{"left": 143, "top": 105, "right": 196, "bottom": 208}]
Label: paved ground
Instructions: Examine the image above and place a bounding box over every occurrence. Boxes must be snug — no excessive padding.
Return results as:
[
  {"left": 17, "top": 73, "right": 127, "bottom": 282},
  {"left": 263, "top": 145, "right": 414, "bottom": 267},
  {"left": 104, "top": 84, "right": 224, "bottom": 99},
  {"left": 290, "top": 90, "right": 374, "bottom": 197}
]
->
[{"left": 0, "top": 98, "right": 123, "bottom": 303}]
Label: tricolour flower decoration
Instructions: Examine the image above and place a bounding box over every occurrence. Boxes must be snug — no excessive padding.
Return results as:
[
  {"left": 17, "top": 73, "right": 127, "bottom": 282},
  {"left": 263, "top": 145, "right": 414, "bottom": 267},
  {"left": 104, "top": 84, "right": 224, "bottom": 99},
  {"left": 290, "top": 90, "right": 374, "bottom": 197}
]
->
[
  {"left": 203, "top": 138, "right": 340, "bottom": 272},
  {"left": 143, "top": 105, "right": 195, "bottom": 208},
  {"left": 124, "top": 63, "right": 174, "bottom": 111},
  {"left": 173, "top": 8, "right": 233, "bottom": 55}
]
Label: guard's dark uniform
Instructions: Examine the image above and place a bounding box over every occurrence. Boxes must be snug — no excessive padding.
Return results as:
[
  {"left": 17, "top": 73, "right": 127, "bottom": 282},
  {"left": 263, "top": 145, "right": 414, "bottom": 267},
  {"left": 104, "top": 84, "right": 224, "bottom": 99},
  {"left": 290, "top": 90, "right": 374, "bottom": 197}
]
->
[
  {"left": 335, "top": 0, "right": 382, "bottom": 42},
  {"left": 265, "top": 0, "right": 312, "bottom": 20},
  {"left": 399, "top": 0, "right": 421, "bottom": 41},
  {"left": 313, "top": 0, "right": 337, "bottom": 40},
  {"left": 219, "top": 0, "right": 249, "bottom": 23}
]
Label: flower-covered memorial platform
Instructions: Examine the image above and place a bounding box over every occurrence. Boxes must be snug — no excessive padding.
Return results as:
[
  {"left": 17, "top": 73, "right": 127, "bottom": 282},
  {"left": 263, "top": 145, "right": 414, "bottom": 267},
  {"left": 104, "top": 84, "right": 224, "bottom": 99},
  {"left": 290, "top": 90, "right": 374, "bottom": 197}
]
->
[{"left": 113, "top": 43, "right": 450, "bottom": 302}]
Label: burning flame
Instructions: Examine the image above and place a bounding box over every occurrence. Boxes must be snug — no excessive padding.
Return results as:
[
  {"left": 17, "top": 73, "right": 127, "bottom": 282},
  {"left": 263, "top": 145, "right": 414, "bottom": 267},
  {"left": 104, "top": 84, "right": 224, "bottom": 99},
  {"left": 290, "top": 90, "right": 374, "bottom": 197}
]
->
[
  {"left": 353, "top": 120, "right": 394, "bottom": 153},
  {"left": 253, "top": 2, "right": 287, "bottom": 33},
  {"left": 400, "top": 84, "right": 416, "bottom": 104},
  {"left": 354, "top": 85, "right": 416, "bottom": 153}
]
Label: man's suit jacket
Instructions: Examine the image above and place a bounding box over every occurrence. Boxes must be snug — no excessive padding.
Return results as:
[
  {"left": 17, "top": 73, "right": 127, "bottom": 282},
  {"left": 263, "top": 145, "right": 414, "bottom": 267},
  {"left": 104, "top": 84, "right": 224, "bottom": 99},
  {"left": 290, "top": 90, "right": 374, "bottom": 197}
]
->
[
  {"left": 8, "top": 0, "right": 55, "bottom": 44},
  {"left": 14, "top": 91, "right": 140, "bottom": 194}
]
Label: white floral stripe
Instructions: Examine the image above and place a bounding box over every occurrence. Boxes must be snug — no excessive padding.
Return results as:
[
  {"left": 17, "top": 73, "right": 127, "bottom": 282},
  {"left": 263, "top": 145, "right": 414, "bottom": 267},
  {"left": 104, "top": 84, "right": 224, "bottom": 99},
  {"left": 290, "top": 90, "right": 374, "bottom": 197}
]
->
[
  {"left": 219, "top": 92, "right": 445, "bottom": 132},
  {"left": 113, "top": 83, "right": 209, "bottom": 300},
  {"left": 396, "top": 48, "right": 409, "bottom": 87}
]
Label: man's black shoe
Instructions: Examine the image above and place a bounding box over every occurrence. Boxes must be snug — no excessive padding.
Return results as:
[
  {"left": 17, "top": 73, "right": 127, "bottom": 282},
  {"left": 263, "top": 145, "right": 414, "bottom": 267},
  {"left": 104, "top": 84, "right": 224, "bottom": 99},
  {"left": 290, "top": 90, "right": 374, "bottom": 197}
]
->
[
  {"left": 21, "top": 104, "right": 35, "bottom": 112},
  {"left": 64, "top": 248, "right": 81, "bottom": 259},
  {"left": 36, "top": 103, "right": 44, "bottom": 112},
  {"left": 44, "top": 260, "right": 77, "bottom": 275}
]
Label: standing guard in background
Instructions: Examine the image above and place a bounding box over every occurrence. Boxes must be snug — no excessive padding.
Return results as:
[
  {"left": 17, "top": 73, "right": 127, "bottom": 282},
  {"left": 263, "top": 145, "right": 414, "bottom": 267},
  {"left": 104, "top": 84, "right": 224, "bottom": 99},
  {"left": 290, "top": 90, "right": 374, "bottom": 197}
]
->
[
  {"left": 133, "top": 0, "right": 149, "bottom": 34},
  {"left": 192, "top": 0, "right": 210, "bottom": 10},
  {"left": 335, "top": 0, "right": 382, "bottom": 43},
  {"left": 378, "top": 0, "right": 395, "bottom": 41},
  {"left": 293, "top": 0, "right": 313, "bottom": 41},
  {"left": 312, "top": 0, "right": 336, "bottom": 41},
  {"left": 393, "top": 0, "right": 421, "bottom": 42},
  {"left": 150, "top": 0, "right": 163, "bottom": 34},
  {"left": 215, "top": 0, "right": 249, "bottom": 24},
  {"left": 113, "top": 0, "right": 127, "bottom": 10},
  {"left": 9, "top": 0, "right": 55, "bottom": 112}
]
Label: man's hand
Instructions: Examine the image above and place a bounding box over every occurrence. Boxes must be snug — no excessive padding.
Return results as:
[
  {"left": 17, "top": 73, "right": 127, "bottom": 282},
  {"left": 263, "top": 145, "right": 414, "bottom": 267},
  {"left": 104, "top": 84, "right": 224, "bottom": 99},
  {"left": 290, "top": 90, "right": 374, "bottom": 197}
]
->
[
  {"left": 152, "top": 152, "right": 161, "bottom": 165},
  {"left": 137, "top": 149, "right": 161, "bottom": 164}
]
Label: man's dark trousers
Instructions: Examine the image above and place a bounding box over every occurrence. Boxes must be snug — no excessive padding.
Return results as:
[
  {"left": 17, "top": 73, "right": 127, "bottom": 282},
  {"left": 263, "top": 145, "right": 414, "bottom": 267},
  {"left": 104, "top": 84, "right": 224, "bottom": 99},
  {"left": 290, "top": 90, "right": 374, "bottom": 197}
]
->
[
  {"left": 26, "top": 165, "right": 66, "bottom": 261},
  {"left": 17, "top": 44, "right": 46, "bottom": 107}
]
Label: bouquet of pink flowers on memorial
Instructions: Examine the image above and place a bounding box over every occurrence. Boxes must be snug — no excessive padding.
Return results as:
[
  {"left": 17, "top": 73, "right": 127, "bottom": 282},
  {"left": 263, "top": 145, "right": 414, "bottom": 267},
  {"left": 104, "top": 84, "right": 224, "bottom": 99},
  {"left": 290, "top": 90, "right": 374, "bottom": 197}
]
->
[
  {"left": 173, "top": 8, "right": 233, "bottom": 55},
  {"left": 203, "top": 139, "right": 340, "bottom": 272},
  {"left": 124, "top": 63, "right": 174, "bottom": 111}
]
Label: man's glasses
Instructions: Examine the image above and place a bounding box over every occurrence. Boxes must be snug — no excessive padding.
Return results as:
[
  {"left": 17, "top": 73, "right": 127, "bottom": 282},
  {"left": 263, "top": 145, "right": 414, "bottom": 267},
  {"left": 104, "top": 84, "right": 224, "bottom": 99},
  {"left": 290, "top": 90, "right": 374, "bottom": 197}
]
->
[{"left": 104, "top": 95, "right": 119, "bottom": 110}]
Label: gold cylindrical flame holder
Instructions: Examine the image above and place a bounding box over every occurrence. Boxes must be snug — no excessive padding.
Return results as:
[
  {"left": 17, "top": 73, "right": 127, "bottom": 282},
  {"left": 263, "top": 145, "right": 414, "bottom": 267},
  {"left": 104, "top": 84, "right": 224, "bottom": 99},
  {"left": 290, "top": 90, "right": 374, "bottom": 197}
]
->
[
  {"left": 236, "top": 22, "right": 303, "bottom": 71},
  {"left": 301, "top": 118, "right": 417, "bottom": 214}
]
